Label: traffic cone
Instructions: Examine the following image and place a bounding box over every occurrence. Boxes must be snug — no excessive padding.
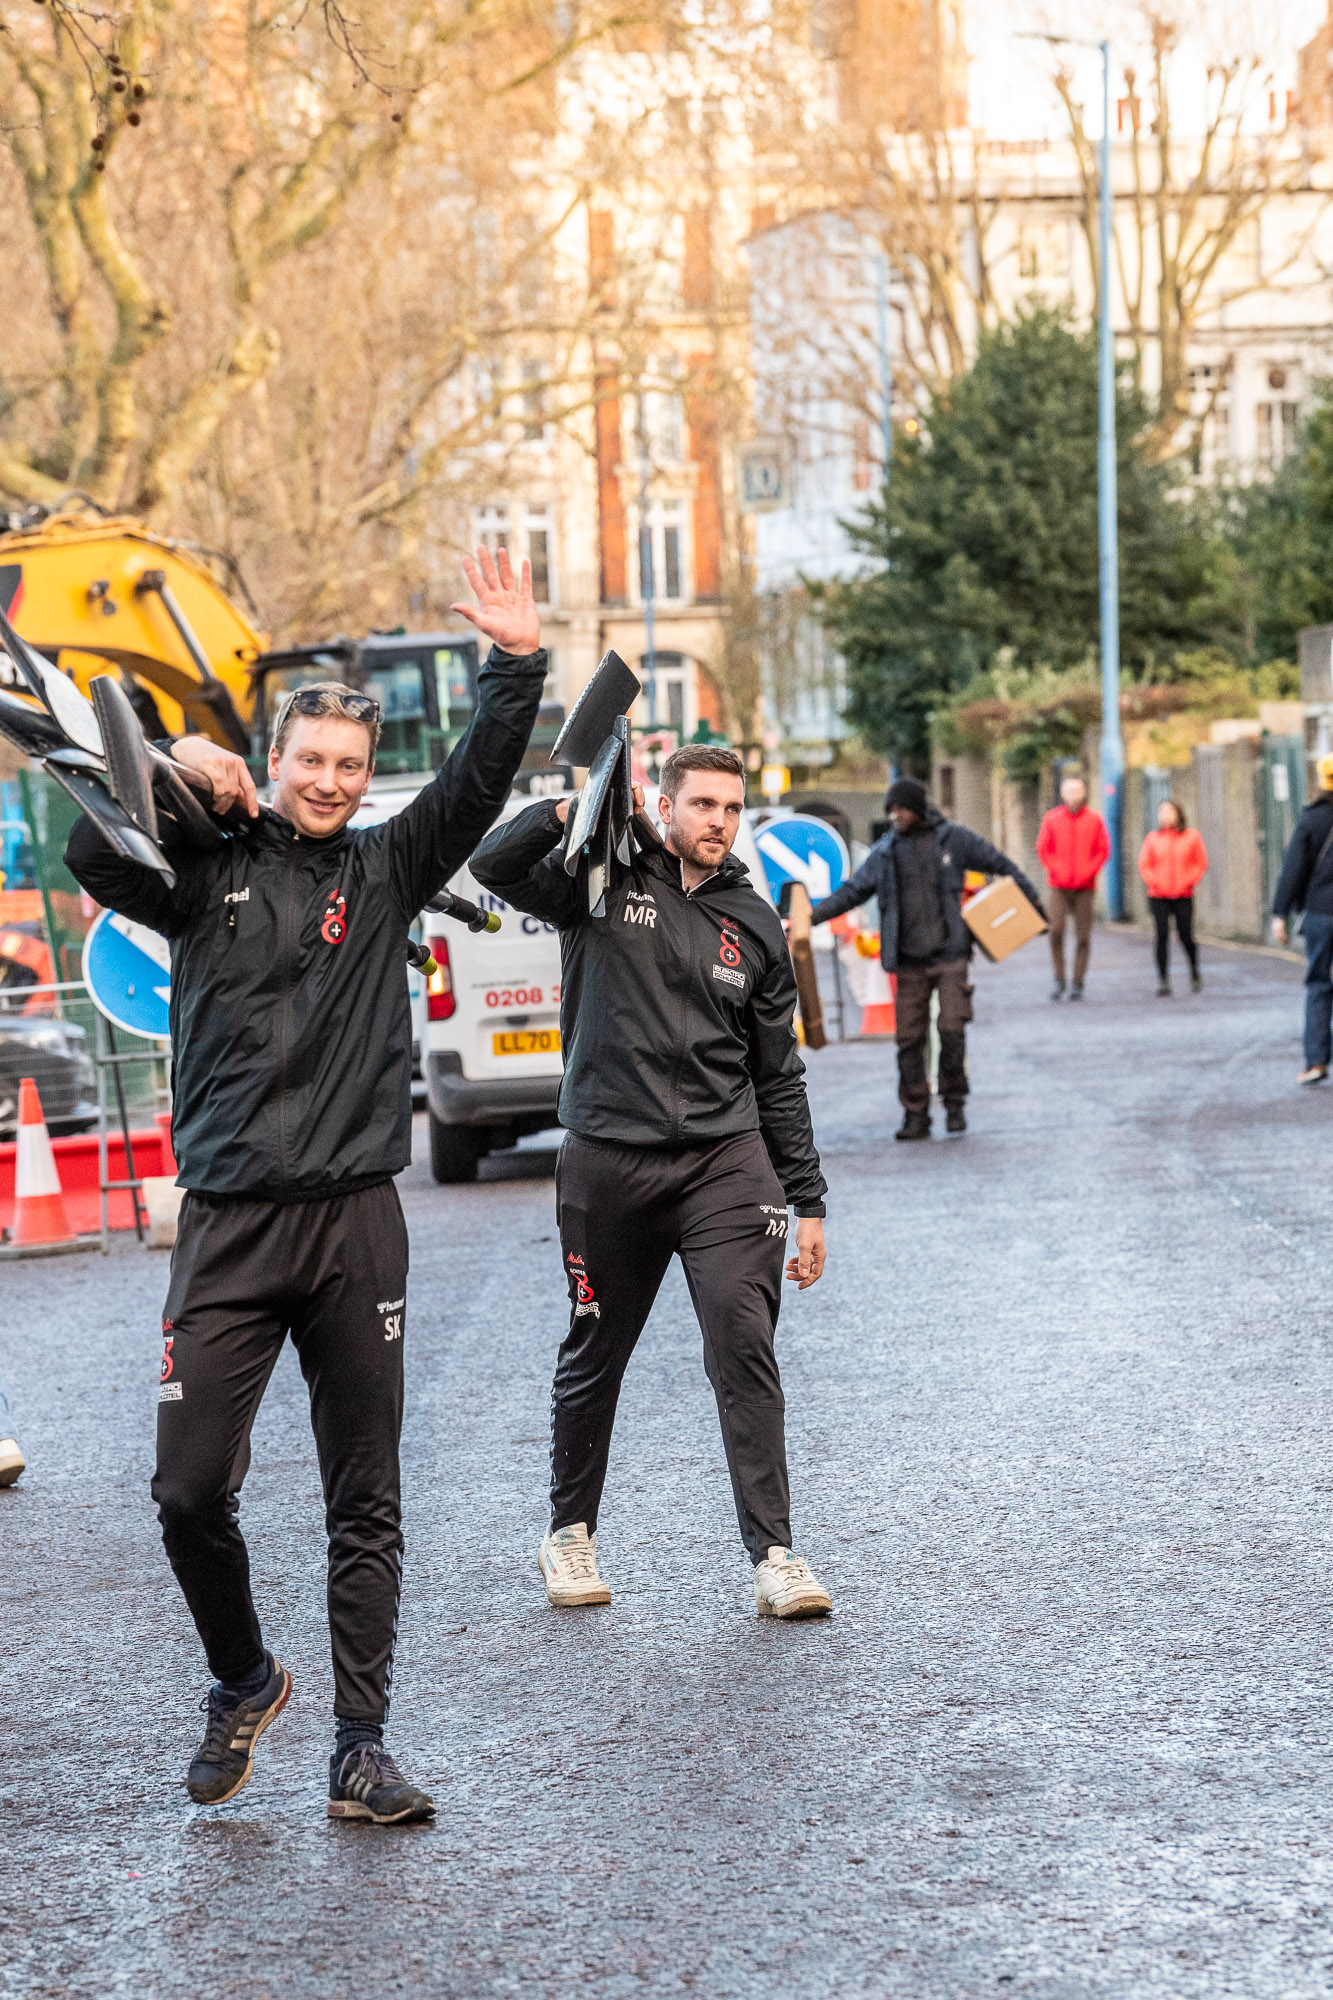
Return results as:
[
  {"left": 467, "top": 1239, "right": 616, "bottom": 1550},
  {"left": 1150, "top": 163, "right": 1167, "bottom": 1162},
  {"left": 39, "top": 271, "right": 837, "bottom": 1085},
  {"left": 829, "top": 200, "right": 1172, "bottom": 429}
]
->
[
  {"left": 10, "top": 1077, "right": 77, "bottom": 1251},
  {"left": 858, "top": 956, "right": 897, "bottom": 1037}
]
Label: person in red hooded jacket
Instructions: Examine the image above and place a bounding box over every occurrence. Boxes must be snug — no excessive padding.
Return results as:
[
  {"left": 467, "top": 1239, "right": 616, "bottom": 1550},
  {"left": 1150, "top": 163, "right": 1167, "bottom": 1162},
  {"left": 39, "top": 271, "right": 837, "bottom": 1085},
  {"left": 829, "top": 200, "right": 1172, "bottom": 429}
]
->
[
  {"left": 1138, "top": 798, "right": 1208, "bottom": 995},
  {"left": 1036, "top": 774, "right": 1111, "bottom": 1000}
]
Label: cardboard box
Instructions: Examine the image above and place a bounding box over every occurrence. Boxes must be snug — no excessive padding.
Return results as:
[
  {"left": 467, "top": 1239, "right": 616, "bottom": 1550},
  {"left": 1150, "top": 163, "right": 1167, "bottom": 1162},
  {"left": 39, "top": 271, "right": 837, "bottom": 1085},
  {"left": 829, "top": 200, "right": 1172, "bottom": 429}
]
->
[{"left": 961, "top": 875, "right": 1048, "bottom": 963}]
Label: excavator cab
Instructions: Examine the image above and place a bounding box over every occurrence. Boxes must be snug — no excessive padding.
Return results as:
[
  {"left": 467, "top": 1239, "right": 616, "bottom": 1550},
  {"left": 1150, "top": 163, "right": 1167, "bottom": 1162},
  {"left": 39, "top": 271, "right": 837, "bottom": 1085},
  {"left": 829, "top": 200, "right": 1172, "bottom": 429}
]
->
[{"left": 248, "top": 631, "right": 483, "bottom": 781}]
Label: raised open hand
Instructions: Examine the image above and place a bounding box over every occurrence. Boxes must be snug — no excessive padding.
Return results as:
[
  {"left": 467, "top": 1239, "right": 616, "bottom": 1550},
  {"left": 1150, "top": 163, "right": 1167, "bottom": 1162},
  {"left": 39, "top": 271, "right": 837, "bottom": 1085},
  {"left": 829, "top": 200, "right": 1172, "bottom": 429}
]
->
[{"left": 450, "top": 544, "right": 541, "bottom": 657}]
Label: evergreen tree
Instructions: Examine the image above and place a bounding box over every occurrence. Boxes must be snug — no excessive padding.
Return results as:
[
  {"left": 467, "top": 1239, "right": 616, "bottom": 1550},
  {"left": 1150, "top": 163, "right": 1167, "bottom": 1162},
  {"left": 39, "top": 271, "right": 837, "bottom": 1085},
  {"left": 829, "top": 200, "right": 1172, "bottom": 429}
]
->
[
  {"left": 818, "top": 309, "right": 1229, "bottom": 773},
  {"left": 1226, "top": 384, "right": 1333, "bottom": 662}
]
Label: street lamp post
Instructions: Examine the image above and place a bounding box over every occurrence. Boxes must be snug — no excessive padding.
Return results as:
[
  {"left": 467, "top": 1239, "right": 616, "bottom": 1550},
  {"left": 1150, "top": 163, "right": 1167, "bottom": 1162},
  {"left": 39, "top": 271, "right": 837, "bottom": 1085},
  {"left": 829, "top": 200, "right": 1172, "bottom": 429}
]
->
[
  {"left": 1019, "top": 33, "right": 1125, "bottom": 916},
  {"left": 1095, "top": 40, "right": 1125, "bottom": 919},
  {"left": 636, "top": 382, "right": 658, "bottom": 730}
]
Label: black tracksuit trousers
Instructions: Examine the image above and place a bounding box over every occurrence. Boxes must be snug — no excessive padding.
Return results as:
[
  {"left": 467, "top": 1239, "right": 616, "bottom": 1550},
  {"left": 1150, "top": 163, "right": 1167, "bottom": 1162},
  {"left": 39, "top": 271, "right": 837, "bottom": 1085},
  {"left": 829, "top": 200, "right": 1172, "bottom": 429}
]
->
[
  {"left": 552, "top": 1130, "right": 792, "bottom": 1564},
  {"left": 152, "top": 1180, "right": 409, "bottom": 1722}
]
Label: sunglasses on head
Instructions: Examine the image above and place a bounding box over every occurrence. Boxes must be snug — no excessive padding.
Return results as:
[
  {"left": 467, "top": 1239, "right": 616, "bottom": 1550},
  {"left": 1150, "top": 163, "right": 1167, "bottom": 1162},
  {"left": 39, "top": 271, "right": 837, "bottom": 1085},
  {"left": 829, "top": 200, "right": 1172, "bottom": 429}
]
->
[{"left": 278, "top": 688, "right": 381, "bottom": 725}]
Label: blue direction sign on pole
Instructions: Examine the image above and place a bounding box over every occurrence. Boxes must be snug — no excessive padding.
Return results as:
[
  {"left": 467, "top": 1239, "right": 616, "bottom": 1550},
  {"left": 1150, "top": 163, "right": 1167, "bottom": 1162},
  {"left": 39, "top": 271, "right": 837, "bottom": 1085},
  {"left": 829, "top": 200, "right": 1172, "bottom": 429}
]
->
[
  {"left": 753, "top": 812, "right": 850, "bottom": 908},
  {"left": 82, "top": 908, "right": 172, "bottom": 1040}
]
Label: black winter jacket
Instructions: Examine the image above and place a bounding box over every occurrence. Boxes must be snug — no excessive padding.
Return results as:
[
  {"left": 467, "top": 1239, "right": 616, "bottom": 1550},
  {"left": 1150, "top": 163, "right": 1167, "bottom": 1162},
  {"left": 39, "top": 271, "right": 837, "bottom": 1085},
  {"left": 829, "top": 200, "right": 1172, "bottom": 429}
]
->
[
  {"left": 471, "top": 801, "right": 827, "bottom": 1216},
  {"left": 65, "top": 646, "right": 547, "bottom": 1199},
  {"left": 1272, "top": 792, "right": 1333, "bottom": 920},
  {"left": 809, "top": 809, "right": 1045, "bottom": 972}
]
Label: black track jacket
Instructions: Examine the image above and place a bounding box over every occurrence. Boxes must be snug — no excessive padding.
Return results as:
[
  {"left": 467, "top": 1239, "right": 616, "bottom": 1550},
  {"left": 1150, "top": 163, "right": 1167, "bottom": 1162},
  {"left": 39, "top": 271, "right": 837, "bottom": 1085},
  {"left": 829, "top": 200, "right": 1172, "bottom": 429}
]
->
[
  {"left": 471, "top": 801, "right": 827, "bottom": 1217},
  {"left": 65, "top": 646, "right": 547, "bottom": 1200},
  {"left": 1273, "top": 791, "right": 1333, "bottom": 920}
]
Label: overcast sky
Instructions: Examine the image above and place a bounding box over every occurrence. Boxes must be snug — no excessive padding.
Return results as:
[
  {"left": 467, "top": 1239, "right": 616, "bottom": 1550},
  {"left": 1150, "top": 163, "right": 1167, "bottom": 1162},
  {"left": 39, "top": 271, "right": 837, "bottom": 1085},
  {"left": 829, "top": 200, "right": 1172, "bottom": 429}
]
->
[{"left": 971, "top": 0, "right": 1331, "bottom": 140}]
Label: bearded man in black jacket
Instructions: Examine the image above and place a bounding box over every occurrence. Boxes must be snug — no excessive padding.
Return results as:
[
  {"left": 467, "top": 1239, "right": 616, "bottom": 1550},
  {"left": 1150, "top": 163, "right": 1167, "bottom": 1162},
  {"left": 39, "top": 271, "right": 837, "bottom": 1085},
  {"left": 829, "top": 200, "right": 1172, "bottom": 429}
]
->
[
  {"left": 471, "top": 743, "right": 833, "bottom": 1622},
  {"left": 64, "top": 547, "right": 545, "bottom": 1824}
]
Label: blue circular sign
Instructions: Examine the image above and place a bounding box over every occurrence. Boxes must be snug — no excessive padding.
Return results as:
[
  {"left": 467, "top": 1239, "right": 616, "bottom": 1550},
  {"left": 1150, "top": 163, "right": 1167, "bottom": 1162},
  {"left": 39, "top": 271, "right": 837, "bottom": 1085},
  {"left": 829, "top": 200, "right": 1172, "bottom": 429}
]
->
[
  {"left": 82, "top": 908, "right": 172, "bottom": 1040},
  {"left": 753, "top": 813, "right": 850, "bottom": 908}
]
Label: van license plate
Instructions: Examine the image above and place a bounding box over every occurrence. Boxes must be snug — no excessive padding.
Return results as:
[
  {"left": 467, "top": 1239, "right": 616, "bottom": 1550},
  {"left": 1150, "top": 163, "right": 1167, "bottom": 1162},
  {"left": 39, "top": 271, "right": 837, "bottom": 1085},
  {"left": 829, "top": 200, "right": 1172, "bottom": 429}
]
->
[{"left": 493, "top": 1030, "right": 561, "bottom": 1056}]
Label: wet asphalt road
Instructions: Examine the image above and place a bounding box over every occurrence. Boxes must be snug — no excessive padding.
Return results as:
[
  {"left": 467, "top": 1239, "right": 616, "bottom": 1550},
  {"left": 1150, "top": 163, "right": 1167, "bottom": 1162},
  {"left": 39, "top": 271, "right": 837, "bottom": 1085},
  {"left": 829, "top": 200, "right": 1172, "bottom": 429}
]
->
[{"left": 4, "top": 925, "right": 1333, "bottom": 1999}]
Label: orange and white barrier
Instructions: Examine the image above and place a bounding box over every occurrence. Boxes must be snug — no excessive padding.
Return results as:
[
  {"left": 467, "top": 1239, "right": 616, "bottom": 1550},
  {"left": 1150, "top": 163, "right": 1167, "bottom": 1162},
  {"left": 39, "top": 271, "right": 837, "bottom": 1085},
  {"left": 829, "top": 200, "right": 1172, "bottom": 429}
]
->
[
  {"left": 857, "top": 955, "right": 897, "bottom": 1037},
  {"left": 6, "top": 1076, "right": 82, "bottom": 1255},
  {"left": 834, "top": 929, "right": 896, "bottom": 1036}
]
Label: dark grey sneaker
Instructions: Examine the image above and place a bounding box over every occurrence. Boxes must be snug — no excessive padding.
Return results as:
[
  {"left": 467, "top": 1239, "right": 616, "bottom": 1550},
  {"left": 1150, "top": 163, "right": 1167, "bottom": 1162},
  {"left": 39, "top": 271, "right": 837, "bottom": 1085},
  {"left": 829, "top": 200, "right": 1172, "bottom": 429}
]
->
[
  {"left": 945, "top": 1105, "right": 966, "bottom": 1133},
  {"left": 328, "top": 1742, "right": 435, "bottom": 1825},
  {"left": 895, "top": 1112, "right": 931, "bottom": 1141},
  {"left": 187, "top": 1655, "right": 292, "bottom": 1805}
]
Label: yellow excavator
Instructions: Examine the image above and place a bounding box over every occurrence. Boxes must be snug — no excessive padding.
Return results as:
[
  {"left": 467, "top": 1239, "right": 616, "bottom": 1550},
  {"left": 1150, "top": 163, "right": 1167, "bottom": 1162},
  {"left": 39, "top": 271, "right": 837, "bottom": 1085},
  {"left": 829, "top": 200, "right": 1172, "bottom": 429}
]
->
[
  {"left": 0, "top": 502, "right": 263, "bottom": 751},
  {"left": 0, "top": 497, "right": 563, "bottom": 780}
]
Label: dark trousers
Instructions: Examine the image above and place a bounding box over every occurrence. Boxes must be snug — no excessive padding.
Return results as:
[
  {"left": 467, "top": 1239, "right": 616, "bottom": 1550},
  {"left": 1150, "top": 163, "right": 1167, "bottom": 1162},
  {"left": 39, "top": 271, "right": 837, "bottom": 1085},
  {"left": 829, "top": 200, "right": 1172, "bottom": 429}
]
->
[
  {"left": 1048, "top": 886, "right": 1096, "bottom": 987},
  {"left": 552, "top": 1130, "right": 791, "bottom": 1564},
  {"left": 1303, "top": 910, "right": 1333, "bottom": 1068},
  {"left": 1149, "top": 896, "right": 1198, "bottom": 980},
  {"left": 894, "top": 957, "right": 972, "bottom": 1114},
  {"left": 152, "top": 1181, "right": 409, "bottom": 1722}
]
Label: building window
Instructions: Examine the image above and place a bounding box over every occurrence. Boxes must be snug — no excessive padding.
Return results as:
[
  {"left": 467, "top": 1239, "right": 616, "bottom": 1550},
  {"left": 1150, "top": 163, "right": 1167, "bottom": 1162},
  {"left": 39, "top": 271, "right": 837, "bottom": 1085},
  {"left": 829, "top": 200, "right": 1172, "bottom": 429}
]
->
[
  {"left": 1256, "top": 399, "right": 1300, "bottom": 466},
  {"left": 520, "top": 360, "right": 546, "bottom": 442},
  {"left": 471, "top": 505, "right": 555, "bottom": 604},
  {"left": 634, "top": 650, "right": 691, "bottom": 737},
  {"left": 634, "top": 357, "right": 686, "bottom": 467},
  {"left": 663, "top": 521, "right": 681, "bottom": 599},
  {"left": 852, "top": 415, "right": 873, "bottom": 492},
  {"left": 636, "top": 499, "right": 688, "bottom": 605},
  {"left": 1212, "top": 400, "right": 1230, "bottom": 463},
  {"left": 529, "top": 528, "right": 551, "bottom": 603},
  {"left": 476, "top": 504, "right": 509, "bottom": 553}
]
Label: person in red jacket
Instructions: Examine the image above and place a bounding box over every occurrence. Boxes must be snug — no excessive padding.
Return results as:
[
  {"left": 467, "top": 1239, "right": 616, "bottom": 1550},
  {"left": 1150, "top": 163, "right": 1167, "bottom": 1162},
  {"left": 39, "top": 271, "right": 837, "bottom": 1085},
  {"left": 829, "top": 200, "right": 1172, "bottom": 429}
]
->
[
  {"left": 1138, "top": 799, "right": 1208, "bottom": 995},
  {"left": 1036, "top": 774, "right": 1111, "bottom": 1000}
]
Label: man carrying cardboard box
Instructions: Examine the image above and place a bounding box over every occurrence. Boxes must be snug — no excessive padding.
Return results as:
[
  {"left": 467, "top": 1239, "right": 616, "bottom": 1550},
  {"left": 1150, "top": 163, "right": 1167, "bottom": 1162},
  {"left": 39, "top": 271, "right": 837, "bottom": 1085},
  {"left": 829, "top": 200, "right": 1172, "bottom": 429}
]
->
[{"left": 810, "top": 778, "right": 1043, "bottom": 1140}]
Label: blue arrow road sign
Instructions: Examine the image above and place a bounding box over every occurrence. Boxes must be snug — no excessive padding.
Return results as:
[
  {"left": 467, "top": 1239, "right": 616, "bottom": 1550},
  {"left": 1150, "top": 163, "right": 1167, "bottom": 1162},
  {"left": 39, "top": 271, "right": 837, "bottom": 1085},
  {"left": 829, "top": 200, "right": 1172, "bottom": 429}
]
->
[
  {"left": 82, "top": 908, "right": 172, "bottom": 1040},
  {"left": 753, "top": 813, "right": 850, "bottom": 908}
]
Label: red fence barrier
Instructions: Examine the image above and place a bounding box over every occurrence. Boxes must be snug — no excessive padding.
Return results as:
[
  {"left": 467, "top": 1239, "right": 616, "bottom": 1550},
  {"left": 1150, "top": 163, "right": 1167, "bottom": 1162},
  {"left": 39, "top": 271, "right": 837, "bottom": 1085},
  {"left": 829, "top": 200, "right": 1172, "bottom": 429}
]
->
[{"left": 0, "top": 1114, "right": 176, "bottom": 1236}]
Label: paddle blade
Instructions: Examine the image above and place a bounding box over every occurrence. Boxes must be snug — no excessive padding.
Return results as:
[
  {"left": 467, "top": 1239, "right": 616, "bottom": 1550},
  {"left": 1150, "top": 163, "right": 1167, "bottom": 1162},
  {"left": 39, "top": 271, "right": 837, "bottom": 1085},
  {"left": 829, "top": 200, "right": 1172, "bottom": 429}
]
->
[
  {"left": 562, "top": 731, "right": 622, "bottom": 874},
  {"left": 549, "top": 650, "right": 640, "bottom": 768},
  {"left": 42, "top": 760, "right": 176, "bottom": 885},
  {"left": 91, "top": 674, "right": 158, "bottom": 841},
  {"left": 0, "top": 686, "right": 72, "bottom": 761},
  {"left": 0, "top": 601, "right": 103, "bottom": 758}
]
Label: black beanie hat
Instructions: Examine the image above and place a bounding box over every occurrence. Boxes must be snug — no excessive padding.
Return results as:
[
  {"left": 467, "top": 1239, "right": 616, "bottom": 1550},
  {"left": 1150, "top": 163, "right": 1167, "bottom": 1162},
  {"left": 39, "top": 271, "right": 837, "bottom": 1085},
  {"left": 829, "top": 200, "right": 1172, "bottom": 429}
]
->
[{"left": 885, "top": 776, "right": 929, "bottom": 815}]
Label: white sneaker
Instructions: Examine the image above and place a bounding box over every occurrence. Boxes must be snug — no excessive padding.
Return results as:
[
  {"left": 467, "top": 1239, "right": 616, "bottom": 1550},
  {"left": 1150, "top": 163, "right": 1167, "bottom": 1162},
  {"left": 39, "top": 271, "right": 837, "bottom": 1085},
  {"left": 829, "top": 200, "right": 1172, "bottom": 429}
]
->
[
  {"left": 753, "top": 1547, "right": 832, "bottom": 1619},
  {"left": 538, "top": 1523, "right": 611, "bottom": 1607},
  {"left": 0, "top": 1438, "right": 25, "bottom": 1488}
]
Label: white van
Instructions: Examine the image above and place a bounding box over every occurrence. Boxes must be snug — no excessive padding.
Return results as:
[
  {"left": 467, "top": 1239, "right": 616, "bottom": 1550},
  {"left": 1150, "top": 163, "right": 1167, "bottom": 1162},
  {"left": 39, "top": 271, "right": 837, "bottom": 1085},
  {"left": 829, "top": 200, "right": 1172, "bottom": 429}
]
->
[{"left": 357, "top": 780, "right": 774, "bottom": 1184}]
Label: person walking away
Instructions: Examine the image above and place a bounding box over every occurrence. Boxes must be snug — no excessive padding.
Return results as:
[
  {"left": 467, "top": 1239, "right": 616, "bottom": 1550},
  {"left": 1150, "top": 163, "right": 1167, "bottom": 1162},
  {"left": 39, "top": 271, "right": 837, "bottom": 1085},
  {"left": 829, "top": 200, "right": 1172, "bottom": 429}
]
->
[
  {"left": 0, "top": 1370, "right": 24, "bottom": 1486},
  {"left": 472, "top": 746, "right": 832, "bottom": 1622},
  {"left": 1137, "top": 800, "right": 1207, "bottom": 996},
  {"left": 64, "top": 547, "right": 547, "bottom": 1821},
  {"left": 1035, "top": 773, "right": 1110, "bottom": 1001},
  {"left": 808, "top": 777, "right": 1044, "bottom": 1141},
  {"left": 1271, "top": 753, "right": 1333, "bottom": 1084}
]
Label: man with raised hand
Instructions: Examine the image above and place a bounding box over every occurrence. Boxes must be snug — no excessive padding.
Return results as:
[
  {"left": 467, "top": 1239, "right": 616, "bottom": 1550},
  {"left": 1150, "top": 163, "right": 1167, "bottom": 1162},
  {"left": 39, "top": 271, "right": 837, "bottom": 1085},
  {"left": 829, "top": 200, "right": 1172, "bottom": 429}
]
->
[
  {"left": 65, "top": 548, "right": 544, "bottom": 1823},
  {"left": 472, "top": 743, "right": 833, "bottom": 1621}
]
